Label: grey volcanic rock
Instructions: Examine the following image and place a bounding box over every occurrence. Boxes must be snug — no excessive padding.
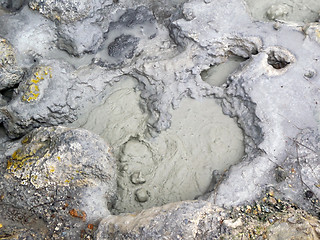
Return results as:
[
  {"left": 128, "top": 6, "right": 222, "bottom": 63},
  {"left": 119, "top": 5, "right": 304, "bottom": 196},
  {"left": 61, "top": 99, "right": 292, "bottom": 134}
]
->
[
  {"left": 96, "top": 198, "right": 320, "bottom": 239},
  {"left": 0, "top": 126, "right": 116, "bottom": 239},
  {"left": 273, "top": 128, "right": 320, "bottom": 213},
  {"left": 0, "top": 0, "right": 27, "bottom": 11},
  {"left": 0, "top": 37, "right": 24, "bottom": 91},
  {"left": 0, "top": 62, "right": 76, "bottom": 138},
  {"left": 57, "top": 20, "right": 104, "bottom": 56},
  {"left": 108, "top": 6, "right": 156, "bottom": 30},
  {"left": 96, "top": 201, "right": 227, "bottom": 240},
  {"left": 108, "top": 34, "right": 139, "bottom": 59},
  {"left": 28, "top": 0, "right": 113, "bottom": 24},
  {"left": 94, "top": 5, "right": 158, "bottom": 69}
]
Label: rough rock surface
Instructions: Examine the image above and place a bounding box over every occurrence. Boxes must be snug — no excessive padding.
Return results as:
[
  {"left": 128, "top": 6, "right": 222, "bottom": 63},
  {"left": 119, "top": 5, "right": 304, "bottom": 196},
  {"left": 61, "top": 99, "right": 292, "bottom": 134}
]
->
[
  {"left": 0, "top": 0, "right": 27, "bottom": 11},
  {"left": 28, "top": 0, "right": 113, "bottom": 23},
  {"left": 96, "top": 197, "right": 320, "bottom": 239},
  {"left": 0, "top": 126, "right": 116, "bottom": 239},
  {"left": 1, "top": 62, "right": 77, "bottom": 138},
  {"left": 0, "top": 37, "right": 24, "bottom": 91},
  {"left": 96, "top": 201, "right": 227, "bottom": 239}
]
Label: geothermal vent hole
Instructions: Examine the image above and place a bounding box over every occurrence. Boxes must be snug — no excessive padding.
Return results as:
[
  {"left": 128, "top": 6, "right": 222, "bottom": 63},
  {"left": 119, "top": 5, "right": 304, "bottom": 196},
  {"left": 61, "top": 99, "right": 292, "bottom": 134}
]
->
[
  {"left": 200, "top": 55, "right": 247, "bottom": 86},
  {"left": 267, "top": 50, "right": 291, "bottom": 69},
  {"left": 71, "top": 76, "right": 245, "bottom": 214}
]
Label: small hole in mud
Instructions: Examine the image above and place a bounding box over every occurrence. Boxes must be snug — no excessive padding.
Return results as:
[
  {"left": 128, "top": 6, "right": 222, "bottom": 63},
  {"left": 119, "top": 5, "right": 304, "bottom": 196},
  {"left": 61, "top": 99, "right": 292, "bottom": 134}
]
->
[
  {"left": 267, "top": 51, "right": 290, "bottom": 69},
  {"left": 201, "top": 55, "right": 247, "bottom": 86}
]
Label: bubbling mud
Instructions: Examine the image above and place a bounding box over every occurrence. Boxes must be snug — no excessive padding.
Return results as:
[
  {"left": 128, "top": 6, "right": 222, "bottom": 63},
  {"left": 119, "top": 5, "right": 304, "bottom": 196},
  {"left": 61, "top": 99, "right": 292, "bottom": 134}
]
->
[{"left": 72, "top": 76, "right": 244, "bottom": 213}]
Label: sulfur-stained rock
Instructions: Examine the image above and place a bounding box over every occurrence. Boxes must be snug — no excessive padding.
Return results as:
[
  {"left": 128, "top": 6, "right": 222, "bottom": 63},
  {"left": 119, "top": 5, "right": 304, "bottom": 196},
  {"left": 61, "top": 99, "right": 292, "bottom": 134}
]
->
[
  {"left": 0, "top": 64, "right": 72, "bottom": 137},
  {"left": 0, "top": 61, "right": 76, "bottom": 138},
  {"left": 0, "top": 58, "right": 124, "bottom": 139},
  {"left": 0, "top": 126, "right": 116, "bottom": 239}
]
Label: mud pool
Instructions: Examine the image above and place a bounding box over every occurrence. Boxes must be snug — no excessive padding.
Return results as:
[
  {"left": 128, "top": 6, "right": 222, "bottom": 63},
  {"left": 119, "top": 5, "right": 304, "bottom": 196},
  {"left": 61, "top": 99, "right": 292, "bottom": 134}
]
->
[
  {"left": 72, "top": 76, "right": 244, "bottom": 213},
  {"left": 200, "top": 56, "right": 246, "bottom": 86}
]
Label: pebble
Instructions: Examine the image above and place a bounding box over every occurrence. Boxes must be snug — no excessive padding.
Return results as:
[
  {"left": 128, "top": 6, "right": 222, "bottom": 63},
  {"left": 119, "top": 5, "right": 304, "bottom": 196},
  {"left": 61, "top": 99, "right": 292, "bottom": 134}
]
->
[
  {"left": 130, "top": 172, "right": 146, "bottom": 184},
  {"left": 135, "top": 188, "right": 149, "bottom": 202}
]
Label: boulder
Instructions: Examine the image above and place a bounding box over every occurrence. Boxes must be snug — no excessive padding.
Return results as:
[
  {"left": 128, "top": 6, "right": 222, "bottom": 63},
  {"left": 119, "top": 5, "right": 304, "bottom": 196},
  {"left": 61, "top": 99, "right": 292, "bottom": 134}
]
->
[{"left": 1, "top": 126, "right": 117, "bottom": 239}]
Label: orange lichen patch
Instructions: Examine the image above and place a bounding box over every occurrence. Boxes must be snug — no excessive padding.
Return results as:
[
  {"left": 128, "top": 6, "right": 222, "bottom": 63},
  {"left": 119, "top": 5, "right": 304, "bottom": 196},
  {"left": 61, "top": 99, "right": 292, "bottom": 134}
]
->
[
  {"left": 22, "top": 66, "right": 52, "bottom": 103},
  {"left": 69, "top": 209, "right": 86, "bottom": 221}
]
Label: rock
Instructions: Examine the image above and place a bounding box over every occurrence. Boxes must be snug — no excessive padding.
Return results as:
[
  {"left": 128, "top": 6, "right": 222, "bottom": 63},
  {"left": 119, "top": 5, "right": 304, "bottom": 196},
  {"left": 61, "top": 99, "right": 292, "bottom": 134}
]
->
[
  {"left": 135, "top": 188, "right": 149, "bottom": 202},
  {"left": 1, "top": 126, "right": 116, "bottom": 239},
  {"left": 108, "top": 6, "right": 156, "bottom": 31},
  {"left": 57, "top": 20, "right": 104, "bottom": 56},
  {"left": 0, "top": 37, "right": 15, "bottom": 66},
  {"left": 108, "top": 34, "right": 139, "bottom": 59},
  {"left": 0, "top": 204, "right": 47, "bottom": 239},
  {"left": 0, "top": 37, "right": 24, "bottom": 91},
  {"left": 96, "top": 201, "right": 227, "bottom": 239},
  {"left": 130, "top": 172, "right": 146, "bottom": 184},
  {"left": 94, "top": 6, "right": 157, "bottom": 69},
  {"left": 28, "top": 0, "right": 113, "bottom": 23},
  {"left": 274, "top": 128, "right": 320, "bottom": 214},
  {"left": 220, "top": 198, "right": 320, "bottom": 239},
  {"left": 0, "top": 62, "right": 75, "bottom": 138},
  {"left": 303, "top": 23, "right": 320, "bottom": 45},
  {"left": 97, "top": 197, "right": 320, "bottom": 239},
  {"left": 0, "top": 0, "right": 320, "bottom": 238},
  {"left": 274, "top": 166, "right": 287, "bottom": 183},
  {"left": 0, "top": 0, "right": 27, "bottom": 11},
  {"left": 266, "top": 4, "right": 290, "bottom": 21}
]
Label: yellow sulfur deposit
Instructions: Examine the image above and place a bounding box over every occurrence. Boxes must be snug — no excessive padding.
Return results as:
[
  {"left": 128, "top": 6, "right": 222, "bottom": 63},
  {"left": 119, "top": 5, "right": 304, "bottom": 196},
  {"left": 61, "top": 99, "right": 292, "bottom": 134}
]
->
[{"left": 22, "top": 66, "right": 52, "bottom": 103}]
